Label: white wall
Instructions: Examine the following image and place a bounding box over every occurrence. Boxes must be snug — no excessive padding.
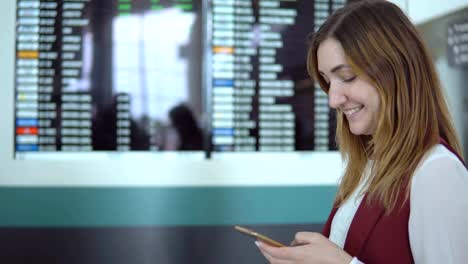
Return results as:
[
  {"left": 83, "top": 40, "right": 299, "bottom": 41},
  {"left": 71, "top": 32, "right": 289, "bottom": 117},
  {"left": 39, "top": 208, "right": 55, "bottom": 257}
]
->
[
  {"left": 389, "top": 0, "right": 468, "bottom": 25},
  {"left": 408, "top": 0, "right": 468, "bottom": 24}
]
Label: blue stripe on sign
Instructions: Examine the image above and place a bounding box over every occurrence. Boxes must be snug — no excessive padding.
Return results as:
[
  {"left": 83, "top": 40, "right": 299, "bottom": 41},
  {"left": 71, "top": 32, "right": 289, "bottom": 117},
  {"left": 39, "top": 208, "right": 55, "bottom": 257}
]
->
[
  {"left": 213, "top": 128, "right": 234, "bottom": 136},
  {"left": 16, "top": 144, "right": 39, "bottom": 151},
  {"left": 213, "top": 79, "right": 234, "bottom": 87},
  {"left": 16, "top": 118, "right": 38, "bottom": 127}
]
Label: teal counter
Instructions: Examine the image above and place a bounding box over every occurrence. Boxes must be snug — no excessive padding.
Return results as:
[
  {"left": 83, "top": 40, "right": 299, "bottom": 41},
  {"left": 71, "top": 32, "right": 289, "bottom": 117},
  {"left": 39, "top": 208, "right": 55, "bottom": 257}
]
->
[{"left": 0, "top": 186, "right": 337, "bottom": 226}]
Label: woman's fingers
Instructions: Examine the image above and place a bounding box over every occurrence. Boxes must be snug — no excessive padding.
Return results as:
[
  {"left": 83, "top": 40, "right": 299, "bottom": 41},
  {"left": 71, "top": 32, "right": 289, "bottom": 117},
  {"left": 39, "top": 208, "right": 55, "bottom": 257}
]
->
[
  {"left": 255, "top": 241, "right": 296, "bottom": 261},
  {"left": 290, "top": 239, "right": 297, "bottom": 246},
  {"left": 256, "top": 232, "right": 352, "bottom": 264},
  {"left": 259, "top": 251, "right": 293, "bottom": 264},
  {"left": 293, "top": 232, "right": 323, "bottom": 245}
]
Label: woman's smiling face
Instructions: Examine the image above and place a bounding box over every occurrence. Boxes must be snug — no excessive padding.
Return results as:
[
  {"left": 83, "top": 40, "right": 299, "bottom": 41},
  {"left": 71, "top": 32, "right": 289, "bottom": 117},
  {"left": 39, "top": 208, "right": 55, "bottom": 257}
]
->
[{"left": 317, "top": 37, "right": 381, "bottom": 136}]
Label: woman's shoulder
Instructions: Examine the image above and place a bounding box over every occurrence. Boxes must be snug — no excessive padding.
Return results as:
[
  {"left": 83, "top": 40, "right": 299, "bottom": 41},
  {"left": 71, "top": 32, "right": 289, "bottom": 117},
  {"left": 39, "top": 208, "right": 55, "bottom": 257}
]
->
[
  {"left": 418, "top": 144, "right": 465, "bottom": 169},
  {"left": 408, "top": 145, "right": 468, "bottom": 264},
  {"left": 411, "top": 144, "right": 467, "bottom": 193}
]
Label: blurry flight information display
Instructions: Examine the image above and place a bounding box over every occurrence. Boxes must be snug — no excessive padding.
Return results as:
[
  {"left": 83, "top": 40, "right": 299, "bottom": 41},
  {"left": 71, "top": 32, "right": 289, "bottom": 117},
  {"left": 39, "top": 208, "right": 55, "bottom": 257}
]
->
[
  {"left": 14, "top": 0, "right": 345, "bottom": 158},
  {"left": 209, "top": 0, "right": 344, "bottom": 151},
  {"left": 14, "top": 0, "right": 204, "bottom": 155}
]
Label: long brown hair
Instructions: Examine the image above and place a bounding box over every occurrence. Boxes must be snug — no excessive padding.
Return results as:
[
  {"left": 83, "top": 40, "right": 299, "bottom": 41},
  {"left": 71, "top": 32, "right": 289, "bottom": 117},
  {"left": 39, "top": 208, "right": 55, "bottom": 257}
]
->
[{"left": 307, "top": 0, "right": 464, "bottom": 212}]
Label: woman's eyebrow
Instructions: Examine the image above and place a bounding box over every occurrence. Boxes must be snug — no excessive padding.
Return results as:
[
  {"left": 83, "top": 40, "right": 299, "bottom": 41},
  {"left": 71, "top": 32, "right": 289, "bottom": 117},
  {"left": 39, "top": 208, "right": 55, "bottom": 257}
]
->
[
  {"left": 330, "top": 64, "right": 351, "bottom": 73},
  {"left": 318, "top": 64, "right": 351, "bottom": 76}
]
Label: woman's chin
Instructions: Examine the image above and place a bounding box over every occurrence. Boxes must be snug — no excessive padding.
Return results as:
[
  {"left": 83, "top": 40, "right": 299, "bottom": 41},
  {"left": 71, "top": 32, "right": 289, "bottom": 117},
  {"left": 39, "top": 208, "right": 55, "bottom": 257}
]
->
[{"left": 349, "top": 124, "right": 371, "bottom": 136}]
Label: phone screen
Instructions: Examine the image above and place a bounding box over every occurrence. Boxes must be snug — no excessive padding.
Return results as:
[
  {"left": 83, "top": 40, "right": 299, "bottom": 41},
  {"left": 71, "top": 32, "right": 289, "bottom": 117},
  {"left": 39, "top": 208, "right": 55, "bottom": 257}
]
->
[{"left": 234, "top": 225, "right": 286, "bottom": 247}]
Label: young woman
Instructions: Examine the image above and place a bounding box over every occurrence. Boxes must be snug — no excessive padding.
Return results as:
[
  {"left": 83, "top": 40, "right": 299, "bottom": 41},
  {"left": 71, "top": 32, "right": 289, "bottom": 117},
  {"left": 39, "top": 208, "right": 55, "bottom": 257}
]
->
[{"left": 256, "top": 1, "right": 468, "bottom": 263}]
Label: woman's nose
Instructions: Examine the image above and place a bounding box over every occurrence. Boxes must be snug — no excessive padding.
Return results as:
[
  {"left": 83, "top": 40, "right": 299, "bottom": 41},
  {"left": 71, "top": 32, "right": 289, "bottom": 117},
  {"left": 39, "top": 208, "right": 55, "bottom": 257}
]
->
[{"left": 328, "top": 84, "right": 346, "bottom": 109}]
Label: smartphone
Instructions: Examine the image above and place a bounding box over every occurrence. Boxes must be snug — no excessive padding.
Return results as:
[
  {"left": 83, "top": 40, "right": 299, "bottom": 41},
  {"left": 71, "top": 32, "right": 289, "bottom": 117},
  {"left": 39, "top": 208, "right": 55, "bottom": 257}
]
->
[{"left": 234, "top": 225, "right": 286, "bottom": 247}]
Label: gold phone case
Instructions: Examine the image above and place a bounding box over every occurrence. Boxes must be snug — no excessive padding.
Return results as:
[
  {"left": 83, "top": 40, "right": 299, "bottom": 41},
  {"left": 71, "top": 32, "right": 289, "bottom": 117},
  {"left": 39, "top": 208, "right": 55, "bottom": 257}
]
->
[{"left": 234, "top": 225, "right": 286, "bottom": 247}]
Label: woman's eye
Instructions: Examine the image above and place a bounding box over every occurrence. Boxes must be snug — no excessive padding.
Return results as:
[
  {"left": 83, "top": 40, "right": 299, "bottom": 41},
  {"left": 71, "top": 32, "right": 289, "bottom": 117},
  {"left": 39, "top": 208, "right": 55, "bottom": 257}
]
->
[{"left": 343, "top": 76, "right": 357, "bottom": 83}]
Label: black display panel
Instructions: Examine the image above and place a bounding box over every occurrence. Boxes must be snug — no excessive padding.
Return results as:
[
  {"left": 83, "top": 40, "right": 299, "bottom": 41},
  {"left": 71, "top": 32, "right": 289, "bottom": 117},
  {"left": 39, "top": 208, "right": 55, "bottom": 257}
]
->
[
  {"left": 14, "top": 0, "right": 344, "bottom": 157},
  {"left": 208, "top": 0, "right": 344, "bottom": 152},
  {"left": 14, "top": 0, "right": 203, "bottom": 155}
]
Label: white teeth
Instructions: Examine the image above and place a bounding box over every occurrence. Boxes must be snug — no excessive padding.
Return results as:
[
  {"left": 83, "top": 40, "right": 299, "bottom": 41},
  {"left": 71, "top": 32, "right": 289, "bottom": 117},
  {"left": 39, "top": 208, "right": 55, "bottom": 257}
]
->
[{"left": 344, "top": 106, "right": 363, "bottom": 116}]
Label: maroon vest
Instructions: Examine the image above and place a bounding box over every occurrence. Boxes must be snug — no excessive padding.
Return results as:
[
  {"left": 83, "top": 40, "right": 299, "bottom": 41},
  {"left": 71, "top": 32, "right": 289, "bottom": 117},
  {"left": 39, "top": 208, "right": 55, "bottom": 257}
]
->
[{"left": 322, "top": 138, "right": 465, "bottom": 263}]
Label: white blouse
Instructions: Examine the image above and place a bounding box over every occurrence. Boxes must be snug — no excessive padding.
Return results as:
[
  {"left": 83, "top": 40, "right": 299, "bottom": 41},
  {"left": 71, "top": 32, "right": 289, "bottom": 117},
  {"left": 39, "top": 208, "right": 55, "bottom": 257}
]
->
[{"left": 328, "top": 144, "right": 468, "bottom": 264}]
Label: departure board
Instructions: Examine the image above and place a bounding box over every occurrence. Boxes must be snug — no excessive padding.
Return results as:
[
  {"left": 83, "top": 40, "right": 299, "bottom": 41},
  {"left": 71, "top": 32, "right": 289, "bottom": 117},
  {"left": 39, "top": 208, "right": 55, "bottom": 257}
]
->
[
  {"left": 209, "top": 0, "right": 345, "bottom": 151},
  {"left": 14, "top": 0, "right": 203, "bottom": 156},
  {"left": 14, "top": 0, "right": 344, "bottom": 158}
]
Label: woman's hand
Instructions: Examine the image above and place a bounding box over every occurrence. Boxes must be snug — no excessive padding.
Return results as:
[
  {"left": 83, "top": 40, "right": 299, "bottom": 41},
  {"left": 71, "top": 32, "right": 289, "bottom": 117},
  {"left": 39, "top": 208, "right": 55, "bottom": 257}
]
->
[{"left": 256, "top": 232, "right": 353, "bottom": 264}]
